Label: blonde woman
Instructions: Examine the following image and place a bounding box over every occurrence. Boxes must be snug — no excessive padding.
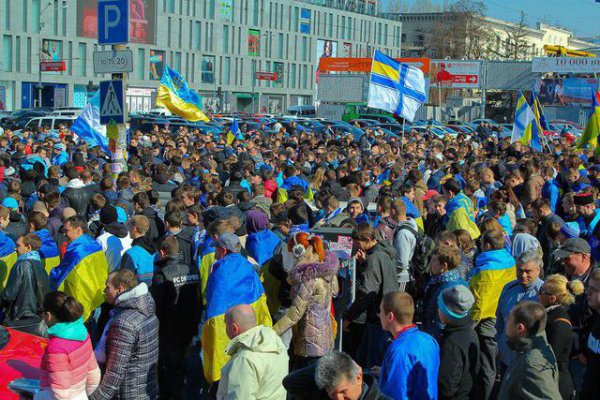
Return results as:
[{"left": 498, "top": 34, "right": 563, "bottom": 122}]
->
[
  {"left": 538, "top": 274, "right": 584, "bottom": 400},
  {"left": 310, "top": 166, "right": 326, "bottom": 192}
]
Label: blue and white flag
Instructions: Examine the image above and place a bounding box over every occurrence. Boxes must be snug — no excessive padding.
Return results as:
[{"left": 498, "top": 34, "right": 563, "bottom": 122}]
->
[
  {"left": 70, "top": 91, "right": 109, "bottom": 153},
  {"left": 367, "top": 50, "right": 427, "bottom": 122}
]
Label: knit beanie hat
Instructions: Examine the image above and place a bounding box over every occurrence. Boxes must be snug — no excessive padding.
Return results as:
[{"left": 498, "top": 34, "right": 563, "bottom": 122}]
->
[
  {"left": 438, "top": 285, "right": 475, "bottom": 321},
  {"left": 100, "top": 205, "right": 118, "bottom": 225},
  {"left": 560, "top": 222, "right": 580, "bottom": 239}
]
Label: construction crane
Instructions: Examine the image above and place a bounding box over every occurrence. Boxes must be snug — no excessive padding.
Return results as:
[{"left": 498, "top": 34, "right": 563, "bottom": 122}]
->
[{"left": 544, "top": 45, "right": 597, "bottom": 57}]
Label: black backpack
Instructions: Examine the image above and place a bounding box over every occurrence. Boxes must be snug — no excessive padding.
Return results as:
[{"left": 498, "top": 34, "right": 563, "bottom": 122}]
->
[{"left": 395, "top": 224, "right": 436, "bottom": 276}]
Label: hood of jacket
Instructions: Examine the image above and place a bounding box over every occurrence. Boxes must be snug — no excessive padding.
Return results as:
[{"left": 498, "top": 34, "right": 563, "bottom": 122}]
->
[
  {"left": 369, "top": 240, "right": 397, "bottom": 262},
  {"left": 132, "top": 236, "right": 156, "bottom": 253},
  {"left": 66, "top": 178, "right": 86, "bottom": 189},
  {"left": 47, "top": 317, "right": 88, "bottom": 342},
  {"left": 102, "top": 222, "right": 129, "bottom": 238},
  {"left": 289, "top": 250, "right": 339, "bottom": 284},
  {"left": 379, "top": 216, "right": 398, "bottom": 231},
  {"left": 115, "top": 282, "right": 155, "bottom": 317},
  {"left": 226, "top": 324, "right": 287, "bottom": 357}
]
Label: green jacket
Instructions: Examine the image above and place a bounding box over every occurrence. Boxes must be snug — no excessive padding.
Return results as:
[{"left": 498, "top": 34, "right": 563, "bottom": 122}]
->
[
  {"left": 498, "top": 334, "right": 561, "bottom": 400},
  {"left": 217, "top": 325, "right": 289, "bottom": 400}
]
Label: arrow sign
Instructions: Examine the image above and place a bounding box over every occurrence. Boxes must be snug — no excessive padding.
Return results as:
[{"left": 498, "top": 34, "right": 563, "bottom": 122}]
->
[{"left": 100, "top": 80, "right": 125, "bottom": 124}]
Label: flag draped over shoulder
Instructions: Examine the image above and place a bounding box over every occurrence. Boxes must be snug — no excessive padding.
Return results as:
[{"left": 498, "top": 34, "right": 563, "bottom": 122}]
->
[
  {"left": 156, "top": 66, "right": 210, "bottom": 122},
  {"left": 0, "top": 231, "right": 17, "bottom": 291},
  {"left": 34, "top": 229, "right": 60, "bottom": 274},
  {"left": 226, "top": 119, "right": 242, "bottom": 145},
  {"left": 367, "top": 50, "right": 427, "bottom": 122},
  {"left": 577, "top": 91, "right": 600, "bottom": 154},
  {"left": 198, "top": 236, "right": 216, "bottom": 306},
  {"left": 49, "top": 234, "right": 109, "bottom": 320},
  {"left": 445, "top": 192, "right": 480, "bottom": 239},
  {"left": 201, "top": 253, "right": 272, "bottom": 383},
  {"left": 70, "top": 91, "right": 109, "bottom": 154}
]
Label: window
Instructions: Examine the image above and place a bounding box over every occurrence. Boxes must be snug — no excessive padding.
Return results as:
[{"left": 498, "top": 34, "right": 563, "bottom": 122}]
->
[
  {"left": 253, "top": 0, "right": 259, "bottom": 26},
  {"left": 167, "top": 0, "right": 175, "bottom": 13},
  {"left": 137, "top": 48, "right": 144, "bottom": 80},
  {"left": 3, "top": 35, "right": 12, "bottom": 72},
  {"left": 195, "top": 22, "right": 202, "bottom": 50},
  {"left": 27, "top": 37, "right": 32, "bottom": 73},
  {"left": 208, "top": 0, "right": 215, "bottom": 19},
  {"left": 78, "top": 43, "right": 86, "bottom": 76},
  {"left": 302, "top": 37, "right": 307, "bottom": 61},
  {"left": 292, "top": 7, "right": 298, "bottom": 31},
  {"left": 401, "top": 33, "right": 406, "bottom": 43},
  {"left": 174, "top": 52, "right": 182, "bottom": 73},
  {"left": 201, "top": 55, "right": 215, "bottom": 84},
  {"left": 290, "top": 64, "right": 296, "bottom": 89},
  {"left": 341, "top": 17, "right": 345, "bottom": 39},
  {"left": 178, "top": 18, "right": 182, "bottom": 48},
  {"left": 277, "top": 33, "right": 284, "bottom": 59},
  {"left": 347, "top": 18, "right": 352, "bottom": 40},
  {"left": 4, "top": 0, "right": 10, "bottom": 30},
  {"left": 15, "top": 37, "right": 20, "bottom": 73},
  {"left": 22, "top": 1, "right": 27, "bottom": 32},
  {"left": 223, "top": 25, "right": 229, "bottom": 53},
  {"left": 328, "top": 14, "right": 333, "bottom": 37},
  {"left": 302, "top": 64, "right": 308, "bottom": 89},
  {"left": 223, "top": 57, "right": 231, "bottom": 85}
]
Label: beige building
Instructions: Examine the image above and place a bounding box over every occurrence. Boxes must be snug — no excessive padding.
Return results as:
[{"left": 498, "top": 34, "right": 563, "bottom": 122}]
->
[{"left": 385, "top": 12, "right": 595, "bottom": 60}]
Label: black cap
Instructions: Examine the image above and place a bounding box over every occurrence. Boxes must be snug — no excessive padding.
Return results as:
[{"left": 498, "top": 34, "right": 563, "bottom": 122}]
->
[{"left": 554, "top": 238, "right": 591, "bottom": 259}]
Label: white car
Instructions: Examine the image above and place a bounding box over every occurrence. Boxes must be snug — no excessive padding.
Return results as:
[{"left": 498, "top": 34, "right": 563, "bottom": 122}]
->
[{"left": 24, "top": 116, "right": 77, "bottom": 130}]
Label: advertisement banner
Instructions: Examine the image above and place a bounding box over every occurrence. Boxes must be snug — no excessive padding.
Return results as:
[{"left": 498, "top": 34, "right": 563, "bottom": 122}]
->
[
  {"left": 248, "top": 29, "right": 260, "bottom": 56},
  {"left": 149, "top": 49, "right": 165, "bottom": 80},
  {"left": 316, "top": 39, "right": 338, "bottom": 82},
  {"left": 535, "top": 77, "right": 598, "bottom": 107},
  {"left": 431, "top": 61, "right": 481, "bottom": 88},
  {"left": 41, "top": 62, "right": 66, "bottom": 72},
  {"left": 318, "top": 57, "right": 430, "bottom": 75},
  {"left": 300, "top": 8, "right": 311, "bottom": 34},
  {"left": 532, "top": 57, "right": 600, "bottom": 74},
  {"left": 220, "top": 0, "right": 233, "bottom": 22},
  {"left": 342, "top": 42, "right": 352, "bottom": 57},
  {"left": 77, "top": 0, "right": 157, "bottom": 45},
  {"left": 40, "top": 39, "right": 62, "bottom": 62}
]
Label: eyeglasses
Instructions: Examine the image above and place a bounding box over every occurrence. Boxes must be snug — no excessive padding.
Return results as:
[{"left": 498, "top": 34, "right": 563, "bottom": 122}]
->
[{"left": 538, "top": 288, "right": 552, "bottom": 296}]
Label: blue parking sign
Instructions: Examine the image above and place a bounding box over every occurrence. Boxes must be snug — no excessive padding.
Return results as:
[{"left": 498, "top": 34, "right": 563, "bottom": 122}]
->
[{"left": 98, "top": 0, "right": 129, "bottom": 45}]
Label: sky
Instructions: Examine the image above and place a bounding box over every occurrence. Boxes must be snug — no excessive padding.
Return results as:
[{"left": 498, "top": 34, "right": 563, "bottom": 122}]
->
[{"left": 381, "top": 0, "right": 600, "bottom": 39}]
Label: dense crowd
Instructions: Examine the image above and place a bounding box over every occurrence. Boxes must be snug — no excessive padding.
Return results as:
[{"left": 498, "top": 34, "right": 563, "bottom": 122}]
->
[{"left": 0, "top": 120, "right": 599, "bottom": 400}]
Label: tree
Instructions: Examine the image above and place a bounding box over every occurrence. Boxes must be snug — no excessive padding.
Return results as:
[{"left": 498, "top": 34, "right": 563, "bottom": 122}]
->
[{"left": 504, "top": 12, "right": 531, "bottom": 60}]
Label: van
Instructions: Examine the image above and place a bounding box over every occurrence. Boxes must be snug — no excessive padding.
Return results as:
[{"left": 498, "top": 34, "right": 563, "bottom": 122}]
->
[
  {"left": 24, "top": 116, "right": 77, "bottom": 130},
  {"left": 287, "top": 105, "right": 316, "bottom": 118}
]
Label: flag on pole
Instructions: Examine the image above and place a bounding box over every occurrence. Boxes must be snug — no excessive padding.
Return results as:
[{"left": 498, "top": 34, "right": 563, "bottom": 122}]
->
[
  {"left": 70, "top": 91, "right": 109, "bottom": 153},
  {"left": 531, "top": 91, "right": 549, "bottom": 131},
  {"left": 511, "top": 91, "right": 535, "bottom": 144},
  {"left": 577, "top": 91, "right": 600, "bottom": 154},
  {"left": 156, "top": 66, "right": 210, "bottom": 122},
  {"left": 226, "top": 119, "right": 242, "bottom": 145},
  {"left": 367, "top": 50, "right": 427, "bottom": 122}
]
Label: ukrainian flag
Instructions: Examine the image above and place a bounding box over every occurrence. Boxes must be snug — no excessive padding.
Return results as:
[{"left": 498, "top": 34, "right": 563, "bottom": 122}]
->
[
  {"left": 226, "top": 119, "right": 243, "bottom": 145},
  {"left": 156, "top": 66, "right": 210, "bottom": 122},
  {"left": 445, "top": 192, "right": 480, "bottom": 239},
  {"left": 0, "top": 231, "right": 17, "bottom": 291},
  {"left": 577, "top": 91, "right": 600, "bottom": 154},
  {"left": 198, "top": 236, "right": 216, "bottom": 306},
  {"left": 49, "top": 234, "right": 109, "bottom": 321},
  {"left": 201, "top": 252, "right": 272, "bottom": 383},
  {"left": 34, "top": 229, "right": 60, "bottom": 274}
]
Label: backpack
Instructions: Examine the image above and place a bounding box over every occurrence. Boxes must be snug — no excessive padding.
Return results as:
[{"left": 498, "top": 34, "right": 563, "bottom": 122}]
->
[{"left": 395, "top": 224, "right": 436, "bottom": 276}]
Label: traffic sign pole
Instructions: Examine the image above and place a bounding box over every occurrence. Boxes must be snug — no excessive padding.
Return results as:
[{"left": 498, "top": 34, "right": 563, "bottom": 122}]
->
[{"left": 111, "top": 44, "right": 128, "bottom": 179}]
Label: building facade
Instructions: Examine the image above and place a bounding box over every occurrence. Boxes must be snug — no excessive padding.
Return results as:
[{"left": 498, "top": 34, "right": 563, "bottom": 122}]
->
[{"left": 0, "top": 0, "right": 402, "bottom": 113}]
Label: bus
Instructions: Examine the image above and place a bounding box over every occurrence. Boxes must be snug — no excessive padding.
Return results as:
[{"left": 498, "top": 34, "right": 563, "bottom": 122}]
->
[{"left": 341, "top": 102, "right": 399, "bottom": 124}]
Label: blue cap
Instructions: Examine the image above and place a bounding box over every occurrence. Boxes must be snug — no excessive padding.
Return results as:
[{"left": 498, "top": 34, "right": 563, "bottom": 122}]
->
[
  {"left": 1, "top": 197, "right": 19, "bottom": 210},
  {"left": 560, "top": 222, "right": 580, "bottom": 239}
]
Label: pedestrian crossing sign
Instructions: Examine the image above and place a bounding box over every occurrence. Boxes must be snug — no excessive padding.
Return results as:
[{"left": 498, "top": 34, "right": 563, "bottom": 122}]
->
[{"left": 100, "top": 80, "right": 125, "bottom": 125}]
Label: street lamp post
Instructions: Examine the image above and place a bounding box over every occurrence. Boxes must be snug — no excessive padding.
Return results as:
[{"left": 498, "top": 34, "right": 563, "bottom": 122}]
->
[{"left": 37, "top": 1, "right": 67, "bottom": 108}]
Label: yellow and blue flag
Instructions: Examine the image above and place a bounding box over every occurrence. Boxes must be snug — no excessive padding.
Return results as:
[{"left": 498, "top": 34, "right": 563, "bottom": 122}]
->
[
  {"left": 511, "top": 91, "right": 542, "bottom": 151},
  {"left": 531, "top": 91, "right": 549, "bottom": 131},
  {"left": 577, "top": 91, "right": 600, "bottom": 154},
  {"left": 198, "top": 236, "right": 216, "bottom": 306},
  {"left": 0, "top": 231, "right": 17, "bottom": 291},
  {"left": 367, "top": 50, "right": 427, "bottom": 122},
  {"left": 226, "top": 119, "right": 243, "bottom": 145},
  {"left": 49, "top": 234, "right": 109, "bottom": 321},
  {"left": 156, "top": 66, "right": 210, "bottom": 122},
  {"left": 201, "top": 252, "right": 272, "bottom": 383},
  {"left": 34, "top": 229, "right": 60, "bottom": 274}
]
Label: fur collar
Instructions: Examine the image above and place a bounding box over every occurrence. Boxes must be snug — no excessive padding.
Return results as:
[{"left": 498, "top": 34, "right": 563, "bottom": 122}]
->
[{"left": 289, "top": 250, "right": 339, "bottom": 284}]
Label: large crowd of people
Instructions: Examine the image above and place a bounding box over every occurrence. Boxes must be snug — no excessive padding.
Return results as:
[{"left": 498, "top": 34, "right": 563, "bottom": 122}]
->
[{"left": 0, "top": 120, "right": 599, "bottom": 400}]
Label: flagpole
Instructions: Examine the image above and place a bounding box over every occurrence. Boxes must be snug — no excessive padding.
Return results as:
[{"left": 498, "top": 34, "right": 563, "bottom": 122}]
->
[{"left": 401, "top": 119, "right": 406, "bottom": 152}]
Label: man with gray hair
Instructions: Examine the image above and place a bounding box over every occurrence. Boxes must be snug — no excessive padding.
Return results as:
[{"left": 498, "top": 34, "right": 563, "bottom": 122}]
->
[
  {"left": 217, "top": 304, "right": 288, "bottom": 400},
  {"left": 315, "top": 351, "right": 390, "bottom": 400},
  {"left": 496, "top": 247, "right": 544, "bottom": 372}
]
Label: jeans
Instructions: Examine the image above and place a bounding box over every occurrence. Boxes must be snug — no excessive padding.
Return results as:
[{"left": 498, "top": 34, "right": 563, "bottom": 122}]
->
[{"left": 475, "top": 318, "right": 498, "bottom": 400}]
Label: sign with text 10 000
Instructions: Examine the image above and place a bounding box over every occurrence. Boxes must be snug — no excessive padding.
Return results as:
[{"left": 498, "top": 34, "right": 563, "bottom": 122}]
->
[{"left": 93, "top": 50, "right": 134, "bottom": 74}]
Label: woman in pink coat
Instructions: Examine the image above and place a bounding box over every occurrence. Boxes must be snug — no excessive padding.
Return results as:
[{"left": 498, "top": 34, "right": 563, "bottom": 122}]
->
[{"left": 35, "top": 292, "right": 100, "bottom": 400}]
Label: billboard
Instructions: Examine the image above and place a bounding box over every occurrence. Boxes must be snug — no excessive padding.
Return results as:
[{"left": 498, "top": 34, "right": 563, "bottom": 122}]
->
[
  {"left": 248, "top": 29, "right": 260, "bottom": 56},
  {"left": 201, "top": 56, "right": 215, "bottom": 84},
  {"left": 149, "top": 49, "right": 165, "bottom": 80},
  {"left": 342, "top": 42, "right": 352, "bottom": 57},
  {"left": 220, "top": 0, "right": 233, "bottom": 22},
  {"left": 316, "top": 39, "right": 337, "bottom": 82},
  {"left": 300, "top": 8, "right": 311, "bottom": 34},
  {"left": 77, "top": 0, "right": 157, "bottom": 45},
  {"left": 532, "top": 57, "right": 600, "bottom": 74},
  {"left": 535, "top": 77, "right": 598, "bottom": 107},
  {"left": 431, "top": 61, "right": 481, "bottom": 88},
  {"left": 40, "top": 39, "right": 62, "bottom": 62}
]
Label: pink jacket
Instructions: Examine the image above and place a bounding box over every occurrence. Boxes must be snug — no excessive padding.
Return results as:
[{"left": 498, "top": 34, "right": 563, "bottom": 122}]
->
[{"left": 35, "top": 335, "right": 100, "bottom": 400}]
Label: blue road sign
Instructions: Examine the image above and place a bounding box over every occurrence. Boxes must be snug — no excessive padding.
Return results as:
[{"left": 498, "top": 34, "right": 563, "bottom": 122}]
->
[
  {"left": 100, "top": 80, "right": 125, "bottom": 124},
  {"left": 98, "top": 0, "right": 129, "bottom": 45}
]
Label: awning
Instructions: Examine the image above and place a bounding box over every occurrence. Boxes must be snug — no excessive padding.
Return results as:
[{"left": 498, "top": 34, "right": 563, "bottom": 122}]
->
[{"left": 233, "top": 92, "right": 258, "bottom": 99}]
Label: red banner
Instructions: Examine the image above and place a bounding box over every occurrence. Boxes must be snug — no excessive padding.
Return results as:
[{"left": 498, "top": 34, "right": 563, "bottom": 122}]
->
[
  {"left": 318, "top": 57, "right": 431, "bottom": 75},
  {"left": 40, "top": 61, "right": 66, "bottom": 72},
  {"left": 254, "top": 71, "right": 278, "bottom": 81}
]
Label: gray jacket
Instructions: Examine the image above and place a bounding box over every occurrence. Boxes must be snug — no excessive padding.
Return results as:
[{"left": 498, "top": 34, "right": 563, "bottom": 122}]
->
[{"left": 393, "top": 219, "right": 418, "bottom": 283}]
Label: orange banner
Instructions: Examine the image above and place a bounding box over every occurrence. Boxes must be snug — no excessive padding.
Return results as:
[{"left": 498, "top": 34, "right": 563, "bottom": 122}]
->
[{"left": 318, "top": 57, "right": 430, "bottom": 74}]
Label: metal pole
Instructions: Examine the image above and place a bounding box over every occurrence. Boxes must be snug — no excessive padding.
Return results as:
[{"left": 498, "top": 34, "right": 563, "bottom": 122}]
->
[
  {"left": 481, "top": 89, "right": 486, "bottom": 119},
  {"left": 251, "top": 60, "right": 256, "bottom": 114},
  {"left": 111, "top": 44, "right": 128, "bottom": 178},
  {"left": 38, "top": 13, "right": 43, "bottom": 107},
  {"left": 438, "top": 83, "right": 442, "bottom": 121},
  {"left": 401, "top": 119, "right": 406, "bottom": 151}
]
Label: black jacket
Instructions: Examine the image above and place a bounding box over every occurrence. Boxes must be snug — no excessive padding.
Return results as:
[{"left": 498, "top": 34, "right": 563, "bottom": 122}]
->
[
  {"left": 139, "top": 207, "right": 165, "bottom": 243},
  {"left": 581, "top": 312, "right": 600, "bottom": 400},
  {"left": 438, "top": 315, "right": 481, "bottom": 400},
  {"left": 151, "top": 255, "right": 201, "bottom": 346},
  {"left": 0, "top": 256, "right": 49, "bottom": 322},
  {"left": 5, "top": 217, "right": 27, "bottom": 241},
  {"left": 166, "top": 227, "right": 194, "bottom": 267},
  {"left": 545, "top": 305, "right": 575, "bottom": 400},
  {"left": 62, "top": 185, "right": 92, "bottom": 218}
]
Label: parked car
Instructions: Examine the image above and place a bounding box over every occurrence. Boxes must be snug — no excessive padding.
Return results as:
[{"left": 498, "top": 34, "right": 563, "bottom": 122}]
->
[
  {"left": 348, "top": 119, "right": 380, "bottom": 127},
  {"left": 24, "top": 116, "right": 77, "bottom": 130},
  {"left": 287, "top": 105, "right": 316, "bottom": 118},
  {"left": 468, "top": 118, "right": 499, "bottom": 130}
]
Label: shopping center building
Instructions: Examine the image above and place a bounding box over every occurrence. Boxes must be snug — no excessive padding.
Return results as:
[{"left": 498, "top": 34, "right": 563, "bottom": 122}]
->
[{"left": 0, "top": 0, "right": 403, "bottom": 113}]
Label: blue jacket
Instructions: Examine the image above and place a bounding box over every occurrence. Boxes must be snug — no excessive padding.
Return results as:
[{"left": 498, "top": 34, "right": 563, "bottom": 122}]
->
[
  {"left": 496, "top": 278, "right": 543, "bottom": 367},
  {"left": 379, "top": 326, "right": 440, "bottom": 399},
  {"left": 421, "top": 270, "right": 467, "bottom": 340},
  {"left": 542, "top": 179, "right": 560, "bottom": 213},
  {"left": 51, "top": 151, "right": 69, "bottom": 167},
  {"left": 121, "top": 242, "right": 156, "bottom": 286}
]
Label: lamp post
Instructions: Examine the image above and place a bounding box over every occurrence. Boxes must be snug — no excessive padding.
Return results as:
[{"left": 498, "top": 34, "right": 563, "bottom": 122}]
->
[{"left": 37, "top": 1, "right": 67, "bottom": 108}]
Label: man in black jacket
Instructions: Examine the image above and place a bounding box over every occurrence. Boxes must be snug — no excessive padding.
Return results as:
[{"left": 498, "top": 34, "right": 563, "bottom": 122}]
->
[
  {"left": 133, "top": 191, "right": 164, "bottom": 243},
  {"left": 61, "top": 167, "right": 92, "bottom": 218},
  {"left": 151, "top": 236, "right": 200, "bottom": 400},
  {"left": 437, "top": 285, "right": 481, "bottom": 400},
  {"left": 163, "top": 210, "right": 194, "bottom": 267},
  {"left": 0, "top": 233, "right": 49, "bottom": 336}
]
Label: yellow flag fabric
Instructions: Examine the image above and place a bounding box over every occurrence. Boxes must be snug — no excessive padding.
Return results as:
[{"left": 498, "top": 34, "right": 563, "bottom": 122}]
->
[
  {"left": 156, "top": 66, "right": 210, "bottom": 122},
  {"left": 0, "top": 252, "right": 18, "bottom": 292}
]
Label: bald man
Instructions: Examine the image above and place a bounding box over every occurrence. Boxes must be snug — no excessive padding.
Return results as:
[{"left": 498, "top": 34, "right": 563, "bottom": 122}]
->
[{"left": 217, "top": 305, "right": 289, "bottom": 400}]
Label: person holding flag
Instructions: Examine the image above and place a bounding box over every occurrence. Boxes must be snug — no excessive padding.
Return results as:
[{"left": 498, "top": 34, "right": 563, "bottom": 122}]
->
[
  {"left": 226, "top": 119, "right": 244, "bottom": 145},
  {"left": 49, "top": 216, "right": 109, "bottom": 321},
  {"left": 156, "top": 66, "right": 210, "bottom": 122}
]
